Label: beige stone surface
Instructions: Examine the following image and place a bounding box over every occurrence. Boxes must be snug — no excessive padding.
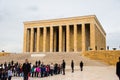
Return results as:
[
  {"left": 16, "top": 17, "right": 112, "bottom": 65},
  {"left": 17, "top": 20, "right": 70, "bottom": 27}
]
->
[
  {"left": 74, "top": 24, "right": 77, "bottom": 52},
  {"left": 36, "top": 27, "right": 40, "bottom": 52},
  {"left": 30, "top": 28, "right": 33, "bottom": 52},
  {"left": 59, "top": 25, "right": 62, "bottom": 52},
  {"left": 50, "top": 27, "right": 53, "bottom": 52}
]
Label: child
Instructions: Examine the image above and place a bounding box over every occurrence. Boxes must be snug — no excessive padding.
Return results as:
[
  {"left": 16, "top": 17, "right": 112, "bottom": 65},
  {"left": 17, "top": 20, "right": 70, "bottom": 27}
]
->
[{"left": 8, "top": 68, "right": 13, "bottom": 80}]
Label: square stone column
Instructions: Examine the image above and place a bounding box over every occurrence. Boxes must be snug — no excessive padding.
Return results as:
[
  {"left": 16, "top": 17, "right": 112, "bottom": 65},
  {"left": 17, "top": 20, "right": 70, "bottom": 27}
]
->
[
  {"left": 90, "top": 23, "right": 95, "bottom": 50},
  {"left": 66, "top": 25, "right": 70, "bottom": 52},
  {"left": 74, "top": 24, "right": 77, "bottom": 52},
  {"left": 36, "top": 27, "right": 40, "bottom": 52},
  {"left": 30, "top": 28, "right": 34, "bottom": 52},
  {"left": 50, "top": 26, "right": 53, "bottom": 52},
  {"left": 43, "top": 27, "right": 46, "bottom": 52},
  {"left": 82, "top": 24, "right": 86, "bottom": 52},
  {"left": 59, "top": 25, "right": 62, "bottom": 52},
  {"left": 23, "top": 27, "right": 27, "bottom": 52}
]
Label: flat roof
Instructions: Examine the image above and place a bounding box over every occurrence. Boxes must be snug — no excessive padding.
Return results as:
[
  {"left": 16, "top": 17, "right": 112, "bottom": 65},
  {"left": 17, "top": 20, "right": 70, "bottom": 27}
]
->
[
  {"left": 24, "top": 15, "right": 96, "bottom": 24},
  {"left": 24, "top": 15, "right": 106, "bottom": 35}
]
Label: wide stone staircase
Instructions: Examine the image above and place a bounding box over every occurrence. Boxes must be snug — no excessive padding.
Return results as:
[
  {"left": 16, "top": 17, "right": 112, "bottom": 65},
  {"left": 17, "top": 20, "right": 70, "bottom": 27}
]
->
[{"left": 0, "top": 52, "right": 107, "bottom": 66}]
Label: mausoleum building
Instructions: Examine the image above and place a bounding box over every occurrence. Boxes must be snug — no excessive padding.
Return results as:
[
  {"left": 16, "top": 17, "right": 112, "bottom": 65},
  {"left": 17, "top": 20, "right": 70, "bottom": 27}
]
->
[{"left": 23, "top": 15, "right": 106, "bottom": 53}]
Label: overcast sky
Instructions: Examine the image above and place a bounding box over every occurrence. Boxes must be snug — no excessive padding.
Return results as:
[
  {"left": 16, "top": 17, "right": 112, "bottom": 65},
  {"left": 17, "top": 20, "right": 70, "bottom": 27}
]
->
[{"left": 0, "top": 0, "right": 120, "bottom": 53}]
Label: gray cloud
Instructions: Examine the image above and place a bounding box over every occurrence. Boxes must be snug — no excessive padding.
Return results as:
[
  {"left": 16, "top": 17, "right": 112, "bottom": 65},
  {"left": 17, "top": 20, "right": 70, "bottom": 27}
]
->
[{"left": 27, "top": 5, "right": 39, "bottom": 11}]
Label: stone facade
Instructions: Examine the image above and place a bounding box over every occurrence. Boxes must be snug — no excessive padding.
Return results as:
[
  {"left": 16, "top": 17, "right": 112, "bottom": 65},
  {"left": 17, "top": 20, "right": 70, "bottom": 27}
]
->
[{"left": 23, "top": 15, "right": 106, "bottom": 53}]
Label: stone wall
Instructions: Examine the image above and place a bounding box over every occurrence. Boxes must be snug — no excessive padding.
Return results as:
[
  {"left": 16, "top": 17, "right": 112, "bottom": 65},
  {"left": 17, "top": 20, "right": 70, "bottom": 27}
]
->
[
  {"left": 94, "top": 24, "right": 106, "bottom": 50},
  {"left": 0, "top": 52, "right": 10, "bottom": 56},
  {"left": 84, "top": 50, "right": 120, "bottom": 65}
]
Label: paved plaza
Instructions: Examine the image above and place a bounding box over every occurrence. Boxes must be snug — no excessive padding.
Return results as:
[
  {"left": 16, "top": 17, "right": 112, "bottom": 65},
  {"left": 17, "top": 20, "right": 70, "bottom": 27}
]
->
[{"left": 12, "top": 66, "right": 118, "bottom": 80}]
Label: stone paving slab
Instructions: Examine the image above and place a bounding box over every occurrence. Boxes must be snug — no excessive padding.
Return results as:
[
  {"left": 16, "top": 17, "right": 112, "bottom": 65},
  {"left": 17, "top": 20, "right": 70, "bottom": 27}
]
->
[{"left": 12, "top": 66, "right": 118, "bottom": 80}]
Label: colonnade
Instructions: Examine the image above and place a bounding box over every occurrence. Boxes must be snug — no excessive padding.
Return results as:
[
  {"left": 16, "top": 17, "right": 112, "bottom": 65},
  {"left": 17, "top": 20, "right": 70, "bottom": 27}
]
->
[{"left": 23, "top": 23, "right": 94, "bottom": 53}]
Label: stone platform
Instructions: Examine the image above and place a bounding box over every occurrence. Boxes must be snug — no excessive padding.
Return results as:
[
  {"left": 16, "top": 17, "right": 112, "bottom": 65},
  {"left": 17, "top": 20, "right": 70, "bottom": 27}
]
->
[
  {"left": 0, "top": 52, "right": 107, "bottom": 66},
  {"left": 0, "top": 53, "right": 118, "bottom": 80},
  {"left": 12, "top": 66, "right": 118, "bottom": 80}
]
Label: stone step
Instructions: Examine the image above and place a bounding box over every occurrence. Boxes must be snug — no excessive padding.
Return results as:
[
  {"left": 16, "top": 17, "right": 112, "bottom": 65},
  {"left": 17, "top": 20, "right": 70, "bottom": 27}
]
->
[{"left": 0, "top": 52, "right": 107, "bottom": 66}]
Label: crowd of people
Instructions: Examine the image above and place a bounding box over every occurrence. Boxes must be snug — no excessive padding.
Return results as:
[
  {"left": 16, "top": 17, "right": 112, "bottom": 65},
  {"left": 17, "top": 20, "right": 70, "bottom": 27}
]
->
[
  {"left": 0, "top": 60, "right": 22, "bottom": 80},
  {"left": 0, "top": 59, "right": 84, "bottom": 80}
]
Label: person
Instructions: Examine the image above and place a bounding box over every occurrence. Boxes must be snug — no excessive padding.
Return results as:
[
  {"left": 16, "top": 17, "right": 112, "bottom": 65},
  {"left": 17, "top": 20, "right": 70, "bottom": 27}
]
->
[
  {"left": 46, "top": 65, "right": 50, "bottom": 76},
  {"left": 36, "top": 66, "right": 40, "bottom": 77},
  {"left": 22, "top": 59, "right": 31, "bottom": 80},
  {"left": 62, "top": 60, "right": 66, "bottom": 75},
  {"left": 11, "top": 60, "right": 14, "bottom": 66},
  {"left": 50, "top": 63, "right": 54, "bottom": 76},
  {"left": 0, "top": 67, "right": 2, "bottom": 79},
  {"left": 80, "top": 61, "right": 83, "bottom": 71},
  {"left": 40, "top": 65, "right": 44, "bottom": 77},
  {"left": 1, "top": 69, "right": 7, "bottom": 80},
  {"left": 8, "top": 67, "right": 12, "bottom": 80},
  {"left": 35, "top": 61, "right": 38, "bottom": 66},
  {"left": 38, "top": 60, "right": 41, "bottom": 66},
  {"left": 54, "top": 63, "right": 58, "bottom": 74},
  {"left": 71, "top": 60, "right": 74, "bottom": 73},
  {"left": 116, "top": 57, "right": 120, "bottom": 80},
  {"left": 31, "top": 65, "right": 35, "bottom": 77}
]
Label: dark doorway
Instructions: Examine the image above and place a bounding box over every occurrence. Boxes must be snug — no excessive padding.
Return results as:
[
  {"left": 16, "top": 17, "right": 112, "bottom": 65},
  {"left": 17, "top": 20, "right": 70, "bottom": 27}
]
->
[
  {"left": 53, "top": 27, "right": 59, "bottom": 52},
  {"left": 62, "top": 26, "right": 66, "bottom": 52},
  {"left": 33, "top": 28, "right": 37, "bottom": 52},
  {"left": 85, "top": 24, "right": 90, "bottom": 51},
  {"left": 39, "top": 28, "right": 43, "bottom": 52}
]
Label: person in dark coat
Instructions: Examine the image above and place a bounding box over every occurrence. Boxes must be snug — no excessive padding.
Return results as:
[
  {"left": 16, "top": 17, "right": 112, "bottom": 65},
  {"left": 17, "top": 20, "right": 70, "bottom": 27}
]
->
[
  {"left": 62, "top": 60, "right": 66, "bottom": 75},
  {"left": 41, "top": 65, "right": 44, "bottom": 77},
  {"left": 71, "top": 60, "right": 74, "bottom": 73},
  {"left": 116, "top": 57, "right": 120, "bottom": 80},
  {"left": 22, "top": 59, "right": 31, "bottom": 80},
  {"left": 80, "top": 61, "right": 83, "bottom": 71},
  {"left": 35, "top": 61, "right": 38, "bottom": 66},
  {"left": 11, "top": 60, "right": 14, "bottom": 66},
  {"left": 38, "top": 60, "right": 41, "bottom": 66}
]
